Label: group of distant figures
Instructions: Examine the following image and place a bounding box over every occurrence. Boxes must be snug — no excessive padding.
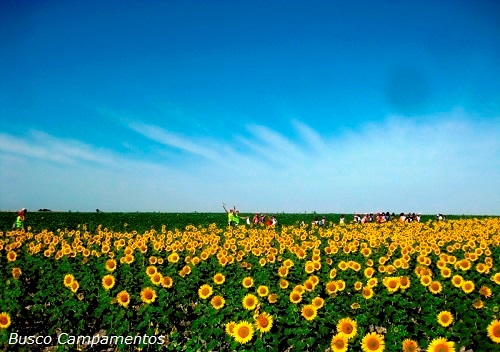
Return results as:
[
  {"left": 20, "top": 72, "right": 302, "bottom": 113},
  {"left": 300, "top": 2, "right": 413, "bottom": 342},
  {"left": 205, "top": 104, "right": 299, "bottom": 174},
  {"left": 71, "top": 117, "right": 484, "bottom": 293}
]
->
[
  {"left": 223, "top": 204, "right": 277, "bottom": 227},
  {"left": 352, "top": 212, "right": 422, "bottom": 224}
]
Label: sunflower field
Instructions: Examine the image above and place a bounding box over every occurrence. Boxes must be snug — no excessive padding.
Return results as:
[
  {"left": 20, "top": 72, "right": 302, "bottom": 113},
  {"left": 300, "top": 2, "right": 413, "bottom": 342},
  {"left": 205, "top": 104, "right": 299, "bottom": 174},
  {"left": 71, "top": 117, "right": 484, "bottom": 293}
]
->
[{"left": 1, "top": 218, "right": 499, "bottom": 351}]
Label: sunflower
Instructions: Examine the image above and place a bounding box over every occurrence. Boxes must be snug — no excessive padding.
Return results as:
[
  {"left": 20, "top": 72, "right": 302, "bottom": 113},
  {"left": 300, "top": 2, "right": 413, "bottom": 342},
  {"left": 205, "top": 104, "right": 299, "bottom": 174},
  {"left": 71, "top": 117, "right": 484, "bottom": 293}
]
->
[
  {"left": 462, "top": 280, "right": 474, "bottom": 294},
  {"left": 364, "top": 267, "right": 375, "bottom": 278},
  {"left": 161, "top": 276, "right": 173, "bottom": 288},
  {"left": 198, "top": 284, "right": 213, "bottom": 300},
  {"left": 301, "top": 304, "right": 318, "bottom": 321},
  {"left": 331, "top": 334, "right": 348, "bottom": 352},
  {"left": 6, "top": 251, "right": 16, "bottom": 262},
  {"left": 289, "top": 291, "right": 302, "bottom": 304},
  {"left": 280, "top": 279, "right": 289, "bottom": 289},
  {"left": 420, "top": 275, "right": 432, "bottom": 287},
  {"left": 168, "top": 252, "right": 179, "bottom": 263},
  {"left": 479, "top": 285, "right": 492, "bottom": 298},
  {"left": 361, "top": 332, "right": 385, "bottom": 352},
  {"left": 242, "top": 294, "right": 258, "bottom": 310},
  {"left": 351, "top": 302, "right": 361, "bottom": 310},
  {"left": 305, "top": 262, "right": 315, "bottom": 274},
  {"left": 146, "top": 265, "right": 157, "bottom": 276},
  {"left": 211, "top": 295, "right": 225, "bottom": 310},
  {"left": 233, "top": 321, "right": 254, "bottom": 344},
  {"left": 487, "top": 319, "right": 500, "bottom": 343},
  {"left": 336, "top": 280, "right": 346, "bottom": 291},
  {"left": 312, "top": 297, "right": 325, "bottom": 309},
  {"left": 70, "top": 280, "right": 79, "bottom": 293},
  {"left": 102, "top": 275, "right": 116, "bottom": 291},
  {"left": 399, "top": 276, "right": 411, "bottom": 290},
  {"left": 242, "top": 277, "right": 254, "bottom": 289},
  {"left": 402, "top": 339, "right": 419, "bottom": 352},
  {"left": 151, "top": 272, "right": 163, "bottom": 286},
  {"left": 337, "top": 317, "right": 357, "bottom": 339},
  {"left": 63, "top": 274, "right": 75, "bottom": 288},
  {"left": 254, "top": 312, "right": 273, "bottom": 333},
  {"left": 426, "top": 337, "right": 455, "bottom": 352},
  {"left": 367, "top": 278, "right": 378, "bottom": 288},
  {"left": 440, "top": 268, "right": 451, "bottom": 278},
  {"left": 0, "top": 312, "right": 11, "bottom": 329},
  {"left": 362, "top": 286, "right": 374, "bottom": 300},
  {"left": 492, "top": 273, "right": 500, "bottom": 285},
  {"left": 12, "top": 267, "right": 21, "bottom": 280},
  {"left": 303, "top": 280, "right": 315, "bottom": 292},
  {"left": 225, "top": 321, "right": 236, "bottom": 337},
  {"left": 330, "top": 268, "right": 338, "bottom": 279},
  {"left": 437, "top": 311, "right": 453, "bottom": 327},
  {"left": 257, "top": 285, "right": 269, "bottom": 297},
  {"left": 140, "top": 287, "right": 157, "bottom": 304},
  {"left": 117, "top": 290, "right": 130, "bottom": 308},
  {"left": 354, "top": 281, "right": 363, "bottom": 291},
  {"left": 278, "top": 266, "right": 289, "bottom": 277},
  {"left": 384, "top": 277, "right": 400, "bottom": 293},
  {"left": 473, "top": 300, "right": 484, "bottom": 309},
  {"left": 451, "top": 275, "right": 463, "bottom": 288},
  {"left": 428, "top": 281, "right": 443, "bottom": 295},
  {"left": 268, "top": 293, "right": 278, "bottom": 304},
  {"left": 213, "top": 273, "right": 225, "bottom": 285}
]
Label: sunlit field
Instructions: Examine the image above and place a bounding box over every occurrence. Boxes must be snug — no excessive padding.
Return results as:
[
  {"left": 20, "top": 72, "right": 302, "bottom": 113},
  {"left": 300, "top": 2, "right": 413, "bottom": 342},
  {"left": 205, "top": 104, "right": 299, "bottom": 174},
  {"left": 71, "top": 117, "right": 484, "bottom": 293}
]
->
[{"left": 1, "top": 216, "right": 499, "bottom": 351}]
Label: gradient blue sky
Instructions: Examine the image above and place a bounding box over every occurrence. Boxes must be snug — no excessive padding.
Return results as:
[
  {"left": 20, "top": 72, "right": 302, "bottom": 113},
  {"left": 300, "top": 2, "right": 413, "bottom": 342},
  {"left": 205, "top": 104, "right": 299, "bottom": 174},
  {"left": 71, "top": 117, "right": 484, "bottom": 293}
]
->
[{"left": 1, "top": 1, "right": 499, "bottom": 214}]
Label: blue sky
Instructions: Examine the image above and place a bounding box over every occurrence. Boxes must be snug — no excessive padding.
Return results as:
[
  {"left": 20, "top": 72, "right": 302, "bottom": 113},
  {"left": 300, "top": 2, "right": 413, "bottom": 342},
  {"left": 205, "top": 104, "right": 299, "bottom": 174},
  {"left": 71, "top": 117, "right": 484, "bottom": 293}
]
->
[{"left": 1, "top": 0, "right": 499, "bottom": 214}]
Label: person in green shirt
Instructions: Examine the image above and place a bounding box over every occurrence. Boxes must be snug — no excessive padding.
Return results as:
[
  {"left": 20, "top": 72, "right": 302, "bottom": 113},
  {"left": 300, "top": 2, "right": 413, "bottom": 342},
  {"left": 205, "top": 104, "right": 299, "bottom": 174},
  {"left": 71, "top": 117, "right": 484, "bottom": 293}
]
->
[
  {"left": 12, "top": 208, "right": 27, "bottom": 231},
  {"left": 233, "top": 210, "right": 249, "bottom": 226},
  {"left": 223, "top": 204, "right": 236, "bottom": 226}
]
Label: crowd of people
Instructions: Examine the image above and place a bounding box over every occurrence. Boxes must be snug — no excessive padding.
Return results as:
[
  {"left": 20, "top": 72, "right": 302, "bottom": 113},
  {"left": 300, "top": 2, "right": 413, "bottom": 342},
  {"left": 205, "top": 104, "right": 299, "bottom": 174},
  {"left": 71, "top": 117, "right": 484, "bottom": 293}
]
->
[
  {"left": 223, "top": 204, "right": 277, "bottom": 227},
  {"left": 352, "top": 212, "right": 422, "bottom": 224}
]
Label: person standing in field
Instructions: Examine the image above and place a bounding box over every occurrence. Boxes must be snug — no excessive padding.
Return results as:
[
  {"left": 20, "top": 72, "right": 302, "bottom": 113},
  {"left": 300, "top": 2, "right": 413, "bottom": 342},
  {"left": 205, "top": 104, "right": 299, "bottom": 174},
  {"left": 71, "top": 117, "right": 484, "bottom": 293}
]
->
[
  {"left": 12, "top": 208, "right": 27, "bottom": 231},
  {"left": 233, "top": 210, "right": 249, "bottom": 226},
  {"left": 252, "top": 213, "right": 259, "bottom": 226},
  {"left": 223, "top": 204, "right": 236, "bottom": 226}
]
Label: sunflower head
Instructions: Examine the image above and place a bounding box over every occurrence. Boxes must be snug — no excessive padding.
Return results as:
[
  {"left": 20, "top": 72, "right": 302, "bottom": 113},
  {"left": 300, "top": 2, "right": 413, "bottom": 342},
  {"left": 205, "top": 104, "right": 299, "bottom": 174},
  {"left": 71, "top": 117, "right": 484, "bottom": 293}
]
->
[
  {"left": 140, "top": 287, "right": 157, "bottom": 304},
  {"left": 289, "top": 291, "right": 302, "bottom": 304},
  {"left": 402, "top": 339, "right": 419, "bottom": 352},
  {"left": 331, "top": 334, "right": 348, "bottom": 352},
  {"left": 213, "top": 273, "right": 225, "bottom": 285},
  {"left": 102, "top": 275, "right": 116, "bottom": 291},
  {"left": 242, "top": 294, "right": 258, "bottom": 310},
  {"left": 337, "top": 317, "right": 358, "bottom": 339},
  {"left": 225, "top": 321, "right": 236, "bottom": 337},
  {"left": 437, "top": 311, "right": 453, "bottom": 327},
  {"left": 361, "top": 332, "right": 385, "bottom": 352},
  {"left": 64, "top": 274, "right": 75, "bottom": 287},
  {"left": 198, "top": 284, "right": 213, "bottom": 300},
  {"left": 487, "top": 319, "right": 500, "bottom": 343},
  {"left": 210, "top": 295, "right": 225, "bottom": 310},
  {"left": 268, "top": 293, "right": 278, "bottom": 304},
  {"left": 427, "top": 337, "right": 455, "bottom": 352},
  {"left": 257, "top": 285, "right": 269, "bottom": 297},
  {"left": 233, "top": 321, "right": 254, "bottom": 344},
  {"left": 242, "top": 277, "right": 254, "bottom": 289},
  {"left": 254, "top": 312, "right": 273, "bottom": 333},
  {"left": 0, "top": 312, "right": 11, "bottom": 329},
  {"left": 117, "top": 290, "right": 130, "bottom": 308},
  {"left": 301, "top": 304, "right": 318, "bottom": 321}
]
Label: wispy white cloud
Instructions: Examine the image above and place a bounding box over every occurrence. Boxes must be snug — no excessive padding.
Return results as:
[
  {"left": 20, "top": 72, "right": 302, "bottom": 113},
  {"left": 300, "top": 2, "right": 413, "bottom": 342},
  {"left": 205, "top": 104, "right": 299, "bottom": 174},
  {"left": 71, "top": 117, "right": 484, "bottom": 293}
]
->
[
  {"left": 128, "top": 122, "right": 226, "bottom": 162},
  {"left": 1, "top": 110, "right": 499, "bottom": 214},
  {"left": 0, "top": 131, "right": 118, "bottom": 166}
]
